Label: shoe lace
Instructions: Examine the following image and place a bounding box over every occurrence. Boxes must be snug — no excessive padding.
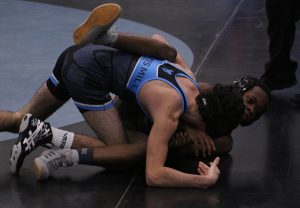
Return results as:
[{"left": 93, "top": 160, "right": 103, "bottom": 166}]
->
[
  {"left": 22, "top": 122, "right": 43, "bottom": 152},
  {"left": 36, "top": 121, "right": 52, "bottom": 142},
  {"left": 45, "top": 151, "right": 76, "bottom": 174},
  {"left": 46, "top": 151, "right": 67, "bottom": 174},
  {"left": 32, "top": 119, "right": 52, "bottom": 145}
]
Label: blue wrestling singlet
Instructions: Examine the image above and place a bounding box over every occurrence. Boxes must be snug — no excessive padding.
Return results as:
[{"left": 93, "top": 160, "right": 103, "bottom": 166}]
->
[
  {"left": 47, "top": 44, "right": 199, "bottom": 116},
  {"left": 126, "top": 56, "right": 200, "bottom": 119}
]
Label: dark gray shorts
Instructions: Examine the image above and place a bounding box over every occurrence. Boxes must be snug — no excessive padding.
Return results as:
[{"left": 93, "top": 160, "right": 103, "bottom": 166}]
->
[{"left": 47, "top": 44, "right": 135, "bottom": 112}]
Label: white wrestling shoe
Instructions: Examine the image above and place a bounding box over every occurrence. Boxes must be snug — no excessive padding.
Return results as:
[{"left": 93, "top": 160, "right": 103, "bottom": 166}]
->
[
  {"left": 73, "top": 3, "right": 122, "bottom": 44},
  {"left": 34, "top": 149, "right": 77, "bottom": 180},
  {"left": 10, "top": 113, "right": 52, "bottom": 174}
]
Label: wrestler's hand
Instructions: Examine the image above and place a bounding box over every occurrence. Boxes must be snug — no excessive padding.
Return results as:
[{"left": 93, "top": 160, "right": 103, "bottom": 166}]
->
[
  {"left": 185, "top": 128, "right": 216, "bottom": 157},
  {"left": 198, "top": 157, "right": 220, "bottom": 187},
  {"left": 171, "top": 131, "right": 192, "bottom": 146}
]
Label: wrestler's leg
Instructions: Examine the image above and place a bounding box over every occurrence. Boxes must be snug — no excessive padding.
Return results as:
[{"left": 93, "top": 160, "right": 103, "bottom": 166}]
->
[
  {"left": 8, "top": 84, "right": 69, "bottom": 174},
  {"left": 10, "top": 106, "right": 146, "bottom": 175},
  {"left": 57, "top": 115, "right": 147, "bottom": 162},
  {"left": 31, "top": 101, "right": 148, "bottom": 178},
  {"left": 90, "top": 129, "right": 147, "bottom": 168},
  {"left": 74, "top": 106, "right": 147, "bottom": 165},
  {"left": 8, "top": 105, "right": 132, "bottom": 150},
  {"left": 73, "top": 3, "right": 177, "bottom": 62},
  {"left": 1, "top": 44, "right": 75, "bottom": 134},
  {"left": 33, "top": 128, "right": 147, "bottom": 180},
  {"left": 0, "top": 82, "right": 65, "bottom": 133},
  {"left": 43, "top": 106, "right": 146, "bottom": 150},
  {"left": 73, "top": 3, "right": 122, "bottom": 44},
  {"left": 78, "top": 107, "right": 129, "bottom": 145},
  {"left": 10, "top": 95, "right": 146, "bottom": 177}
]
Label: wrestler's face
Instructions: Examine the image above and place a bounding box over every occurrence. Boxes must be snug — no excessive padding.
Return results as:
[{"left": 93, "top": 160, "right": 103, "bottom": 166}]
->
[{"left": 240, "top": 86, "right": 269, "bottom": 126}]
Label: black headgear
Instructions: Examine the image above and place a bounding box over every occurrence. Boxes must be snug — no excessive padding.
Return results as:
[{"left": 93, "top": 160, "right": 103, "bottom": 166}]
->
[
  {"left": 232, "top": 76, "right": 271, "bottom": 126},
  {"left": 232, "top": 76, "right": 270, "bottom": 99}
]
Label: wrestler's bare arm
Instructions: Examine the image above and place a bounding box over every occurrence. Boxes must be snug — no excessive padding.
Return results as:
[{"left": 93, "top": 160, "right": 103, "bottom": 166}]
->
[
  {"left": 141, "top": 85, "right": 220, "bottom": 188},
  {"left": 146, "top": 117, "right": 220, "bottom": 188}
]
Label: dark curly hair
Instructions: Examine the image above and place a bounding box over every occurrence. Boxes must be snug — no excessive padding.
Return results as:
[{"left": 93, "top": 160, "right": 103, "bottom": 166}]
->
[{"left": 196, "top": 84, "right": 245, "bottom": 138}]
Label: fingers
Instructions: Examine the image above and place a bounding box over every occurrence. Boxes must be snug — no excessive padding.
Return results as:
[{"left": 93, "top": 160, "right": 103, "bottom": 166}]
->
[
  {"left": 202, "top": 135, "right": 210, "bottom": 157},
  {"left": 198, "top": 161, "right": 209, "bottom": 175},
  {"left": 203, "top": 134, "right": 216, "bottom": 157},
  {"left": 197, "top": 167, "right": 207, "bottom": 175},
  {"left": 210, "top": 157, "right": 220, "bottom": 167},
  {"left": 194, "top": 138, "right": 205, "bottom": 158},
  {"left": 174, "top": 132, "right": 191, "bottom": 146},
  {"left": 207, "top": 136, "right": 216, "bottom": 154},
  {"left": 199, "top": 161, "right": 209, "bottom": 169},
  {"left": 191, "top": 132, "right": 216, "bottom": 158},
  {"left": 208, "top": 157, "right": 221, "bottom": 177},
  {"left": 198, "top": 157, "right": 221, "bottom": 176}
]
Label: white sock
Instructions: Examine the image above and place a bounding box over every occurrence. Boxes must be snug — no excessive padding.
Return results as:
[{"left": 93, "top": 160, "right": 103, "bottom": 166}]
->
[
  {"left": 94, "top": 25, "right": 118, "bottom": 46},
  {"left": 51, "top": 127, "right": 74, "bottom": 149}
]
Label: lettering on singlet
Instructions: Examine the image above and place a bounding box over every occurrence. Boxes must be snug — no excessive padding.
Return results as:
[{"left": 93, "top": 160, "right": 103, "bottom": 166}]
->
[{"left": 128, "top": 57, "right": 154, "bottom": 92}]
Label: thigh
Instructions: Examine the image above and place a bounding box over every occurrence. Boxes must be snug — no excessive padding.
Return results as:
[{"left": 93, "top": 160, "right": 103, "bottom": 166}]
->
[
  {"left": 83, "top": 107, "right": 129, "bottom": 145},
  {"left": 19, "top": 82, "right": 66, "bottom": 120},
  {"left": 21, "top": 46, "right": 73, "bottom": 119},
  {"left": 126, "top": 129, "right": 148, "bottom": 144},
  {"left": 118, "top": 101, "right": 152, "bottom": 134}
]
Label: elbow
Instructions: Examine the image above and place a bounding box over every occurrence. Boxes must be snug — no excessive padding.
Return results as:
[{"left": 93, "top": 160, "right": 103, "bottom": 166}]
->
[
  {"left": 145, "top": 176, "right": 155, "bottom": 187},
  {"left": 155, "top": 43, "right": 177, "bottom": 62},
  {"left": 145, "top": 170, "right": 161, "bottom": 187}
]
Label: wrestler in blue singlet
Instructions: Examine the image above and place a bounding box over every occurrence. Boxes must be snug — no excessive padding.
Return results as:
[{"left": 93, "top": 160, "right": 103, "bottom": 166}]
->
[
  {"left": 46, "top": 45, "right": 240, "bottom": 138},
  {"left": 126, "top": 56, "right": 200, "bottom": 119},
  {"left": 47, "top": 45, "right": 200, "bottom": 118}
]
